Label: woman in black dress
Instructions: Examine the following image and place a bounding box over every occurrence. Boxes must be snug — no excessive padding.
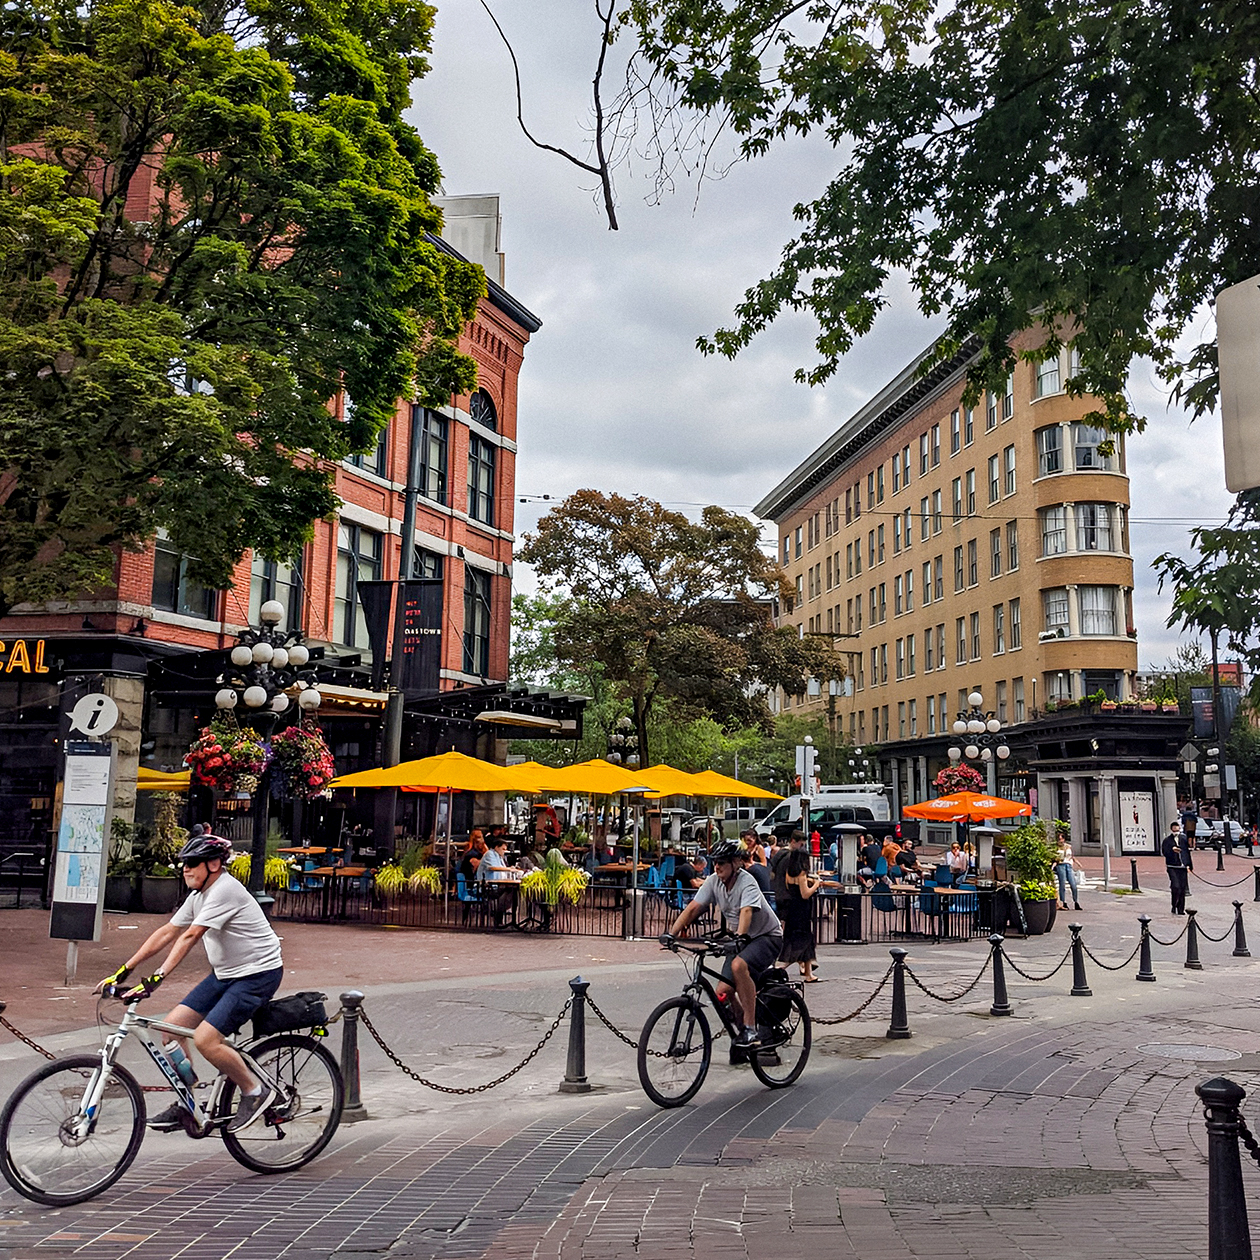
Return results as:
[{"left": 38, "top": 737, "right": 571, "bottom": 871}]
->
[{"left": 779, "top": 846, "right": 821, "bottom": 981}]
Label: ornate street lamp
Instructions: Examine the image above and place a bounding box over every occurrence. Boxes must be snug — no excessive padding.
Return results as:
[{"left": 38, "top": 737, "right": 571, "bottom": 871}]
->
[
  {"left": 946, "top": 690, "right": 1010, "bottom": 791},
  {"left": 605, "top": 716, "right": 640, "bottom": 770},
  {"left": 215, "top": 600, "right": 322, "bottom": 900},
  {"left": 847, "top": 747, "right": 874, "bottom": 782}
]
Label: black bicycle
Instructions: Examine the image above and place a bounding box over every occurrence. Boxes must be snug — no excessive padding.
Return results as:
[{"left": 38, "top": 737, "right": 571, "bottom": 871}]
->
[{"left": 637, "top": 934, "right": 811, "bottom": 1108}]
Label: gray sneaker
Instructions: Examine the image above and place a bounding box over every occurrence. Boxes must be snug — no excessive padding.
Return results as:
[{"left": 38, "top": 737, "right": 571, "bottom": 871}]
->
[
  {"left": 147, "top": 1103, "right": 192, "bottom": 1133},
  {"left": 227, "top": 1085, "right": 275, "bottom": 1133}
]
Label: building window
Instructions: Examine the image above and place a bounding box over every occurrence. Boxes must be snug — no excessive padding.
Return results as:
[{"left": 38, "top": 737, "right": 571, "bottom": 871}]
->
[
  {"left": 1076, "top": 503, "right": 1114, "bottom": 551},
  {"left": 956, "top": 617, "right": 967, "bottom": 665},
  {"left": 347, "top": 422, "right": 389, "bottom": 478},
  {"left": 926, "top": 627, "right": 935, "bottom": 671},
  {"left": 932, "top": 489, "right": 942, "bottom": 534},
  {"left": 880, "top": 643, "right": 888, "bottom": 684},
  {"left": 951, "top": 478, "right": 962, "bottom": 522},
  {"left": 920, "top": 497, "right": 930, "bottom": 541},
  {"left": 847, "top": 543, "right": 854, "bottom": 579},
  {"left": 870, "top": 646, "right": 878, "bottom": 686},
  {"left": 469, "top": 389, "right": 498, "bottom": 431},
  {"left": 922, "top": 560, "right": 932, "bottom": 606},
  {"left": 903, "top": 507, "right": 913, "bottom": 550},
  {"left": 783, "top": 537, "right": 791, "bottom": 565},
  {"left": 463, "top": 566, "right": 493, "bottom": 676},
  {"left": 896, "top": 638, "right": 905, "bottom": 679},
  {"left": 898, "top": 701, "right": 907, "bottom": 739},
  {"left": 1004, "top": 444, "right": 1016, "bottom": 495},
  {"left": 894, "top": 574, "right": 904, "bottom": 615},
  {"left": 965, "top": 468, "right": 976, "bottom": 516},
  {"left": 967, "top": 538, "right": 978, "bottom": 586},
  {"left": 986, "top": 390, "right": 998, "bottom": 430},
  {"left": 1048, "top": 670, "right": 1072, "bottom": 703},
  {"left": 1073, "top": 423, "right": 1115, "bottom": 471},
  {"left": 990, "top": 528, "right": 1002, "bottom": 578},
  {"left": 826, "top": 554, "right": 833, "bottom": 590},
  {"left": 854, "top": 481, "right": 862, "bottom": 518},
  {"left": 845, "top": 489, "right": 852, "bottom": 524},
  {"left": 1003, "top": 373, "right": 1014, "bottom": 419},
  {"left": 934, "top": 556, "right": 944, "bottom": 600},
  {"left": 868, "top": 530, "right": 875, "bottom": 568},
  {"left": 1079, "top": 585, "right": 1118, "bottom": 635},
  {"left": 877, "top": 524, "right": 885, "bottom": 563},
  {"left": 877, "top": 465, "right": 885, "bottom": 502},
  {"left": 795, "top": 527, "right": 803, "bottom": 559},
  {"left": 928, "top": 695, "right": 936, "bottom": 733},
  {"left": 416, "top": 407, "right": 448, "bottom": 504},
  {"left": 879, "top": 582, "right": 887, "bottom": 622},
  {"left": 902, "top": 446, "right": 911, "bottom": 487},
  {"left": 907, "top": 633, "right": 916, "bottom": 676},
  {"left": 249, "top": 554, "right": 302, "bottom": 629},
  {"left": 988, "top": 455, "right": 1000, "bottom": 504},
  {"left": 335, "top": 523, "right": 383, "bottom": 649},
  {"left": 1036, "top": 353, "right": 1061, "bottom": 397},
  {"left": 931, "top": 424, "right": 940, "bottom": 466},
  {"left": 152, "top": 534, "right": 217, "bottom": 619},
  {"left": 1013, "top": 676, "right": 1025, "bottom": 721},
  {"left": 963, "top": 407, "right": 974, "bottom": 446},
  {"left": 892, "top": 455, "right": 900, "bottom": 493},
  {"left": 996, "top": 680, "right": 1007, "bottom": 722},
  {"left": 795, "top": 574, "right": 803, "bottom": 608},
  {"left": 1009, "top": 598, "right": 1021, "bottom": 649},
  {"left": 1007, "top": 521, "right": 1019, "bottom": 571},
  {"left": 970, "top": 611, "right": 981, "bottom": 660},
  {"left": 414, "top": 547, "right": 445, "bottom": 580},
  {"left": 950, "top": 410, "right": 961, "bottom": 455},
  {"left": 937, "top": 624, "right": 946, "bottom": 669},
  {"left": 1043, "top": 587, "right": 1070, "bottom": 634},
  {"left": 468, "top": 434, "right": 497, "bottom": 525},
  {"left": 993, "top": 604, "right": 1005, "bottom": 653},
  {"left": 919, "top": 433, "right": 929, "bottom": 476},
  {"left": 1041, "top": 506, "right": 1067, "bottom": 556},
  {"left": 954, "top": 545, "right": 964, "bottom": 592},
  {"left": 905, "top": 569, "right": 914, "bottom": 612},
  {"left": 1036, "top": 425, "right": 1063, "bottom": 476},
  {"left": 909, "top": 697, "right": 918, "bottom": 735},
  {"left": 893, "top": 515, "right": 902, "bottom": 554}
]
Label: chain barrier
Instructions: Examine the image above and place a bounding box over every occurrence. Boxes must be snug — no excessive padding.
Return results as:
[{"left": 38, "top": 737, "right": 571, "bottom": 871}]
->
[
  {"left": 358, "top": 1001, "right": 571, "bottom": 1095},
  {"left": 904, "top": 953, "right": 991, "bottom": 1003},
  {"left": 813, "top": 962, "right": 896, "bottom": 1024},
  {"left": 1148, "top": 921, "right": 1190, "bottom": 947},
  {"left": 1191, "top": 868, "right": 1254, "bottom": 889},
  {"left": 1238, "top": 1112, "right": 1260, "bottom": 1169},
  {"left": 1080, "top": 939, "right": 1143, "bottom": 972},
  {"left": 1196, "top": 917, "right": 1237, "bottom": 943},
  {"left": 0, "top": 1014, "right": 55, "bottom": 1061},
  {"left": 1000, "top": 943, "right": 1072, "bottom": 982}
]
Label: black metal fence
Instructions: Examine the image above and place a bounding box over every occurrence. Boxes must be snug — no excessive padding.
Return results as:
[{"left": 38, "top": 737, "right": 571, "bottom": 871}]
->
[{"left": 270, "top": 876, "right": 994, "bottom": 944}]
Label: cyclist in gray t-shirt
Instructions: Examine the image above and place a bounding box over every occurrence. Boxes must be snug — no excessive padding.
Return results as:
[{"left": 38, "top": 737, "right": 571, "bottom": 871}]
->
[{"left": 663, "top": 841, "right": 782, "bottom": 1050}]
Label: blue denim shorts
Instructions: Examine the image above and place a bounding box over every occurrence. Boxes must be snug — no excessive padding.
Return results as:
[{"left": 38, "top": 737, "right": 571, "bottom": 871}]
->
[{"left": 181, "top": 967, "right": 284, "bottom": 1036}]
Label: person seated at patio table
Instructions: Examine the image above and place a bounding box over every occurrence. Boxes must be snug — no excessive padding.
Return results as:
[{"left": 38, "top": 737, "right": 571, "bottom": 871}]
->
[
  {"left": 944, "top": 840, "right": 969, "bottom": 882},
  {"left": 518, "top": 839, "right": 548, "bottom": 871},
  {"left": 857, "top": 834, "right": 884, "bottom": 887},
  {"left": 585, "top": 838, "right": 615, "bottom": 872},
  {"left": 459, "top": 832, "right": 486, "bottom": 884},
  {"left": 673, "top": 852, "right": 707, "bottom": 890},
  {"left": 881, "top": 836, "right": 902, "bottom": 867},
  {"left": 895, "top": 839, "right": 924, "bottom": 882},
  {"left": 736, "top": 838, "right": 773, "bottom": 896},
  {"left": 962, "top": 839, "right": 977, "bottom": 873},
  {"left": 475, "top": 833, "right": 514, "bottom": 926}
]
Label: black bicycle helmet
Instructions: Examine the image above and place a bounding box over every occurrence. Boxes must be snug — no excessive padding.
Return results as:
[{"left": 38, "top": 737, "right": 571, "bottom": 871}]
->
[
  {"left": 708, "top": 840, "right": 742, "bottom": 864},
  {"left": 178, "top": 832, "right": 235, "bottom": 866}
]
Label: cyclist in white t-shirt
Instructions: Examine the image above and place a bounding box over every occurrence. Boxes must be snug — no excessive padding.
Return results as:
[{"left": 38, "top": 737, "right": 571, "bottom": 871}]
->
[{"left": 95, "top": 831, "right": 284, "bottom": 1134}]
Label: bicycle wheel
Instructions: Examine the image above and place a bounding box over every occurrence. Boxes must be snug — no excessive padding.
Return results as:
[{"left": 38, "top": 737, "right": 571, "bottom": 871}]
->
[
  {"left": 637, "top": 998, "right": 711, "bottom": 1108},
  {"left": 750, "top": 989, "right": 811, "bottom": 1089},
  {"left": 0, "top": 1055, "right": 146, "bottom": 1206},
  {"left": 220, "top": 1034, "right": 343, "bottom": 1173}
]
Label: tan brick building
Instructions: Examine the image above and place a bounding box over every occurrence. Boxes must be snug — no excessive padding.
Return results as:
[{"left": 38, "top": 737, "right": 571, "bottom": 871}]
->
[{"left": 756, "top": 336, "right": 1141, "bottom": 802}]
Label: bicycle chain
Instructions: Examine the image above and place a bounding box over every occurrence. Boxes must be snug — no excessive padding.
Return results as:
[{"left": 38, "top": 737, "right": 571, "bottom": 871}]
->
[
  {"left": 904, "top": 954, "right": 991, "bottom": 1003},
  {"left": 1238, "top": 1114, "right": 1260, "bottom": 1169},
  {"left": 357, "top": 1001, "right": 571, "bottom": 1094},
  {"left": 813, "top": 962, "right": 895, "bottom": 1025},
  {"left": 1000, "top": 943, "right": 1072, "bottom": 982},
  {"left": 1080, "top": 939, "right": 1143, "bottom": 972},
  {"left": 1148, "top": 922, "right": 1189, "bottom": 947}
]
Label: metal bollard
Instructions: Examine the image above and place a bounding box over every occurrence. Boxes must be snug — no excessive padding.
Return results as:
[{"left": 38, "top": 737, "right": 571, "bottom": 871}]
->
[
  {"left": 1186, "top": 908, "right": 1204, "bottom": 970},
  {"left": 1069, "top": 924, "right": 1092, "bottom": 996},
  {"left": 886, "top": 947, "right": 911, "bottom": 1040},
  {"left": 1233, "top": 901, "right": 1251, "bottom": 958},
  {"left": 1254, "top": 866, "right": 1260, "bottom": 903},
  {"left": 1130, "top": 858, "right": 1140, "bottom": 892},
  {"left": 559, "top": 976, "right": 592, "bottom": 1093},
  {"left": 988, "top": 933, "right": 1012, "bottom": 1017},
  {"left": 338, "top": 990, "right": 368, "bottom": 1122},
  {"left": 1196, "top": 1077, "right": 1254, "bottom": 1260},
  {"left": 1217, "top": 844, "right": 1226, "bottom": 872},
  {"left": 1136, "top": 914, "right": 1156, "bottom": 982}
]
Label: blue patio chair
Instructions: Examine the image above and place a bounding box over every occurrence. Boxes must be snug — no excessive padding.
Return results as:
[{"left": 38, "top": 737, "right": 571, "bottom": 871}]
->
[
  {"left": 918, "top": 879, "right": 940, "bottom": 917},
  {"left": 456, "top": 872, "right": 488, "bottom": 924},
  {"left": 871, "top": 886, "right": 899, "bottom": 915},
  {"left": 873, "top": 856, "right": 889, "bottom": 880},
  {"left": 934, "top": 863, "right": 954, "bottom": 886},
  {"left": 659, "top": 855, "right": 676, "bottom": 881}
]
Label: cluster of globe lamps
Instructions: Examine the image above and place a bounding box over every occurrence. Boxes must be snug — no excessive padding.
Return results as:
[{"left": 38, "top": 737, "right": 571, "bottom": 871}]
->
[
  {"left": 213, "top": 599, "right": 322, "bottom": 716},
  {"left": 948, "top": 690, "right": 1010, "bottom": 765}
]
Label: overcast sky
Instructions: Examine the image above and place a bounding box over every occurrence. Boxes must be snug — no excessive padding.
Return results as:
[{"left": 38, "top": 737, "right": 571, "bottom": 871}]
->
[{"left": 409, "top": 0, "right": 1236, "bottom": 669}]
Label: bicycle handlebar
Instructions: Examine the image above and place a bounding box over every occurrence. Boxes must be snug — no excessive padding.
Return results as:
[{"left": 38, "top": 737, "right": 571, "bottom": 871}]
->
[{"left": 659, "top": 933, "right": 740, "bottom": 956}]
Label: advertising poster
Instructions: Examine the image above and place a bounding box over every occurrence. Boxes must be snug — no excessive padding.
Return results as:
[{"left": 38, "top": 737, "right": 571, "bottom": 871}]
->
[{"left": 1119, "top": 790, "right": 1156, "bottom": 854}]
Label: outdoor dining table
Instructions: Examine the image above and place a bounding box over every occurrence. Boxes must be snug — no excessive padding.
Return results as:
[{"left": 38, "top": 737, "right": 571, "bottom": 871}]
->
[
  {"left": 278, "top": 846, "right": 344, "bottom": 857},
  {"left": 310, "top": 865, "right": 367, "bottom": 919},
  {"left": 593, "top": 861, "right": 650, "bottom": 887}
]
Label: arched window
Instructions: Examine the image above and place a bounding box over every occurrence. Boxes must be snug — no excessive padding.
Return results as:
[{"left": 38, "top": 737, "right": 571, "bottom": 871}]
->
[{"left": 469, "top": 389, "right": 497, "bottom": 431}]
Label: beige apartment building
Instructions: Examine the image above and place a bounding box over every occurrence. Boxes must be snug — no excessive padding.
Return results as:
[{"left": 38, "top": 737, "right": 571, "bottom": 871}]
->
[{"left": 756, "top": 336, "right": 1139, "bottom": 752}]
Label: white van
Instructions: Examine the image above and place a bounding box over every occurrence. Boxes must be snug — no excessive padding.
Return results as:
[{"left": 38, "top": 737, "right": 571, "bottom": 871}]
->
[{"left": 754, "top": 787, "right": 890, "bottom": 839}]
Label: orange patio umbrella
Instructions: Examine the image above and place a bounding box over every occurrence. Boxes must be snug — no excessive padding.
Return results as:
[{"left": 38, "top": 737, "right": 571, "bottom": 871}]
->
[{"left": 902, "top": 791, "right": 1032, "bottom": 822}]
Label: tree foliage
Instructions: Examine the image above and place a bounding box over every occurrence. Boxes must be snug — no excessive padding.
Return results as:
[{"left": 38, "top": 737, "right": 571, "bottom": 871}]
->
[
  {"left": 516, "top": 490, "right": 848, "bottom": 765},
  {"left": 620, "top": 0, "right": 1260, "bottom": 427},
  {"left": 0, "top": 0, "right": 483, "bottom": 609}
]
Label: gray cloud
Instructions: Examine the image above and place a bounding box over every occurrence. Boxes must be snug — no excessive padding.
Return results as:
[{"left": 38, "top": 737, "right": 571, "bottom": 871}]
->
[{"left": 410, "top": 1, "right": 1235, "bottom": 665}]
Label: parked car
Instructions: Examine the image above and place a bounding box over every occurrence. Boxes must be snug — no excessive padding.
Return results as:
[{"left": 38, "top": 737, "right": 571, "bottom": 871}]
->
[{"left": 681, "top": 815, "right": 724, "bottom": 845}]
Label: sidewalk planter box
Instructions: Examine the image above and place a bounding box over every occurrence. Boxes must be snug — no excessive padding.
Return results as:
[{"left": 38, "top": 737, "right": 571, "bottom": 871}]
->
[
  {"left": 1022, "top": 898, "right": 1057, "bottom": 935},
  {"left": 105, "top": 876, "right": 135, "bottom": 912},
  {"left": 141, "top": 875, "right": 181, "bottom": 915}
]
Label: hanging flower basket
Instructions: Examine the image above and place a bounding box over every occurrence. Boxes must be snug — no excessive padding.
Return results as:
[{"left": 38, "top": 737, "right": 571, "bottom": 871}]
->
[
  {"left": 270, "top": 722, "right": 337, "bottom": 800},
  {"left": 185, "top": 717, "right": 269, "bottom": 795},
  {"left": 932, "top": 763, "right": 986, "bottom": 795}
]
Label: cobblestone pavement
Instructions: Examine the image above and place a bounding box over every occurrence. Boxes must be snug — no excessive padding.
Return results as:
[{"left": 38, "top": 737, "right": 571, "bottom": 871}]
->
[{"left": 1, "top": 856, "right": 1259, "bottom": 1258}]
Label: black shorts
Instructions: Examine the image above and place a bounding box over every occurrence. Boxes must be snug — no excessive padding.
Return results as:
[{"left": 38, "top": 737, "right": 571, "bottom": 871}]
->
[{"left": 720, "top": 933, "right": 783, "bottom": 985}]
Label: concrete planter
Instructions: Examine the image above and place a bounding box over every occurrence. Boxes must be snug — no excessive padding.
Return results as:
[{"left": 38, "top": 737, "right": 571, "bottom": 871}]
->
[{"left": 141, "top": 875, "right": 182, "bottom": 915}]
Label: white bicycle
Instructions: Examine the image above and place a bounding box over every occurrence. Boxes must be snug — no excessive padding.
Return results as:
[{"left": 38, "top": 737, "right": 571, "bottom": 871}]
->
[{"left": 0, "top": 988, "right": 343, "bottom": 1206}]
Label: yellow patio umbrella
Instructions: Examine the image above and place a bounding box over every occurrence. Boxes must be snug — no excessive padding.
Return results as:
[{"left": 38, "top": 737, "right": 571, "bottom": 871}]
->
[
  {"left": 329, "top": 750, "right": 531, "bottom": 793},
  {"left": 689, "top": 770, "right": 783, "bottom": 801},
  {"left": 525, "top": 758, "right": 653, "bottom": 795},
  {"left": 137, "top": 767, "right": 191, "bottom": 792},
  {"left": 634, "top": 763, "right": 707, "bottom": 800}
]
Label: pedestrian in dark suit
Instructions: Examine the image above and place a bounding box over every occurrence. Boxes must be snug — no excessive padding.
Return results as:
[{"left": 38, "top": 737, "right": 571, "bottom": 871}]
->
[{"left": 1163, "top": 822, "right": 1188, "bottom": 915}]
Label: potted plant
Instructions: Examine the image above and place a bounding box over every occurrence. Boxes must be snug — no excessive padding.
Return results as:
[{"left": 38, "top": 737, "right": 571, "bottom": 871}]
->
[
  {"left": 228, "top": 851, "right": 294, "bottom": 890},
  {"left": 519, "top": 850, "right": 589, "bottom": 932},
  {"left": 139, "top": 792, "right": 187, "bottom": 914},
  {"left": 106, "top": 817, "right": 142, "bottom": 912},
  {"left": 374, "top": 845, "right": 441, "bottom": 899},
  {"left": 1000, "top": 821, "right": 1061, "bottom": 934}
]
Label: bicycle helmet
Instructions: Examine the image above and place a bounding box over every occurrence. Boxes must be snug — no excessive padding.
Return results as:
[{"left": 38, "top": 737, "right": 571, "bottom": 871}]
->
[
  {"left": 178, "top": 832, "right": 235, "bottom": 866},
  {"left": 708, "top": 840, "right": 742, "bottom": 864}
]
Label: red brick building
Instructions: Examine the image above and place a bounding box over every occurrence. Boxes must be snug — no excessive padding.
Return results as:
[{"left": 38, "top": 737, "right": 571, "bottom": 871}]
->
[{"left": 0, "top": 197, "right": 583, "bottom": 860}]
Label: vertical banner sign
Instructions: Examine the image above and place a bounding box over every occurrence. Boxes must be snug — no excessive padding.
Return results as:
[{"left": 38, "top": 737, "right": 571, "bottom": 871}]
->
[
  {"left": 401, "top": 578, "right": 443, "bottom": 697},
  {"left": 356, "top": 579, "right": 396, "bottom": 693},
  {"left": 1118, "top": 790, "right": 1156, "bottom": 854},
  {"left": 50, "top": 741, "right": 115, "bottom": 942}
]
